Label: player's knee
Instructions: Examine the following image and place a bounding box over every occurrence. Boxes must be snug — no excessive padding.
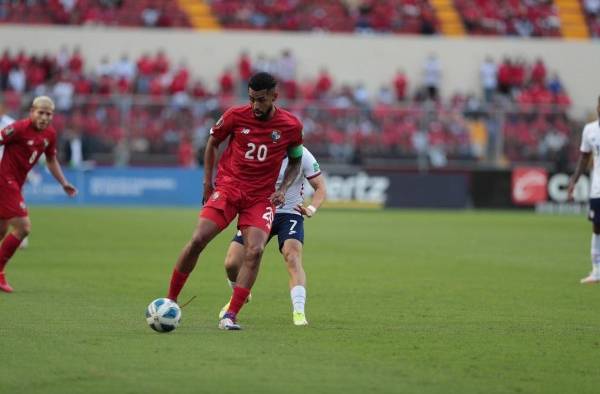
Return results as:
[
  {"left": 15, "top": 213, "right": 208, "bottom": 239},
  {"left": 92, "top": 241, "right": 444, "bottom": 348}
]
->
[
  {"left": 16, "top": 223, "right": 31, "bottom": 239},
  {"left": 283, "top": 250, "right": 301, "bottom": 268},
  {"left": 189, "top": 234, "right": 209, "bottom": 254},
  {"left": 244, "top": 243, "right": 265, "bottom": 263},
  {"left": 224, "top": 253, "right": 239, "bottom": 272}
]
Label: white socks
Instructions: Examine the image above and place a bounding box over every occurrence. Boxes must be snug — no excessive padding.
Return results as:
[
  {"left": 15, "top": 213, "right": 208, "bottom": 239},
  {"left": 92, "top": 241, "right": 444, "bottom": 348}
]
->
[
  {"left": 290, "top": 285, "right": 306, "bottom": 313},
  {"left": 590, "top": 234, "right": 600, "bottom": 275}
]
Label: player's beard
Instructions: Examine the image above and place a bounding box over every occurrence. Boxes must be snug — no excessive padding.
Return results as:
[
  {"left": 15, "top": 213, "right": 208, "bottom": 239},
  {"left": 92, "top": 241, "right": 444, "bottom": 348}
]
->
[
  {"left": 253, "top": 105, "right": 272, "bottom": 121},
  {"left": 35, "top": 119, "right": 49, "bottom": 130}
]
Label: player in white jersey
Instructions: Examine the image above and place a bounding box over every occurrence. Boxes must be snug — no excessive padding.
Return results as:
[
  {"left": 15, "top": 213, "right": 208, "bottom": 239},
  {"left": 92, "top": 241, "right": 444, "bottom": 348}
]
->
[
  {"left": 568, "top": 96, "right": 600, "bottom": 284},
  {"left": 0, "top": 102, "right": 29, "bottom": 249},
  {"left": 219, "top": 146, "right": 326, "bottom": 325}
]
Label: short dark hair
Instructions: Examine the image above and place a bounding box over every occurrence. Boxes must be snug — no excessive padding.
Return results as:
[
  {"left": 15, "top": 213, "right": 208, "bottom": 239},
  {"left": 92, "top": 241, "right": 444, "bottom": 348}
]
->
[{"left": 248, "top": 72, "right": 277, "bottom": 91}]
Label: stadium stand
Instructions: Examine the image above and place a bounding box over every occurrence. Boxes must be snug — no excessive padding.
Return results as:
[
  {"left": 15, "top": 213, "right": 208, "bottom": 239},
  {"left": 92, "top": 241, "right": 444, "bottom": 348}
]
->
[
  {"left": 0, "top": 47, "right": 577, "bottom": 168},
  {"left": 207, "top": 0, "right": 441, "bottom": 34},
  {"left": 0, "top": 0, "right": 191, "bottom": 28},
  {"left": 581, "top": 0, "right": 600, "bottom": 37},
  {"left": 2, "top": 0, "right": 597, "bottom": 38},
  {"left": 453, "top": 0, "right": 561, "bottom": 37}
]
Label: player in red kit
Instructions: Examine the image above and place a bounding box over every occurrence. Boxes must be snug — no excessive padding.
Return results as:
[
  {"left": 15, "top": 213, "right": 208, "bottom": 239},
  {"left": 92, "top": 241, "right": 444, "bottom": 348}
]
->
[
  {"left": 166, "top": 72, "right": 304, "bottom": 330},
  {"left": 0, "top": 96, "right": 77, "bottom": 293}
]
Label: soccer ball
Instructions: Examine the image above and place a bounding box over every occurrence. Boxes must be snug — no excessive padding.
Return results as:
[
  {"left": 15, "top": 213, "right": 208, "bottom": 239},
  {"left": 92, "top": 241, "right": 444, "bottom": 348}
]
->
[{"left": 145, "top": 298, "right": 181, "bottom": 333}]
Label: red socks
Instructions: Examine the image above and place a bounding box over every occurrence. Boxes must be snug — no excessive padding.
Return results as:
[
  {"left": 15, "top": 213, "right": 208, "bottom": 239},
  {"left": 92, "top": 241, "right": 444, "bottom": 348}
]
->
[
  {"left": 167, "top": 268, "right": 190, "bottom": 302},
  {"left": 0, "top": 234, "right": 22, "bottom": 272},
  {"left": 228, "top": 286, "right": 251, "bottom": 315}
]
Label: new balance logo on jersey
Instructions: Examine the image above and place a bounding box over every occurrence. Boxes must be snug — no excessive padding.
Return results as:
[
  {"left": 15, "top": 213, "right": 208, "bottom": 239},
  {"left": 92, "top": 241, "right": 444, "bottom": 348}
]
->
[
  {"left": 211, "top": 191, "right": 220, "bottom": 201},
  {"left": 241, "top": 128, "right": 250, "bottom": 135},
  {"left": 262, "top": 207, "right": 274, "bottom": 228},
  {"left": 27, "top": 140, "right": 34, "bottom": 146}
]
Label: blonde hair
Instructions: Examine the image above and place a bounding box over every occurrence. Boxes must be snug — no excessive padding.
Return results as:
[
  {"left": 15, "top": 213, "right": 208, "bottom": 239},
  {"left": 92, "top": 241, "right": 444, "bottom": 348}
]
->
[{"left": 32, "top": 96, "right": 55, "bottom": 110}]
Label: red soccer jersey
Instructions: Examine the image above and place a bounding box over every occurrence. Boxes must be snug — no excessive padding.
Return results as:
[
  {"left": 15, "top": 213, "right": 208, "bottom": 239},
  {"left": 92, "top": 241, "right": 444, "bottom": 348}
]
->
[
  {"left": 0, "top": 119, "right": 57, "bottom": 187},
  {"left": 210, "top": 105, "right": 303, "bottom": 196}
]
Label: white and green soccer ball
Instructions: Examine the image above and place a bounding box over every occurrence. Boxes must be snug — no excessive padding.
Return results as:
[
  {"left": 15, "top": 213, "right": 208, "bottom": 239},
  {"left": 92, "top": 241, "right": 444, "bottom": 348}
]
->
[{"left": 146, "top": 298, "right": 181, "bottom": 333}]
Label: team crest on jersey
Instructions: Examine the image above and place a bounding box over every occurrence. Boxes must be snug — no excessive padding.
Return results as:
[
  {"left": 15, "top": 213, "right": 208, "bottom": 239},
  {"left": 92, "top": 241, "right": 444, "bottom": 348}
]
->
[
  {"left": 3, "top": 126, "right": 14, "bottom": 137},
  {"left": 27, "top": 140, "right": 34, "bottom": 146},
  {"left": 271, "top": 130, "right": 281, "bottom": 143},
  {"left": 43, "top": 138, "right": 49, "bottom": 148}
]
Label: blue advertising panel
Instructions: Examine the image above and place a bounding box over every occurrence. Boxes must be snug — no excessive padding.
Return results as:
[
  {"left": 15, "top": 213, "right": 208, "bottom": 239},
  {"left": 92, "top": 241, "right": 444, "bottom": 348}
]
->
[{"left": 23, "top": 168, "right": 204, "bottom": 206}]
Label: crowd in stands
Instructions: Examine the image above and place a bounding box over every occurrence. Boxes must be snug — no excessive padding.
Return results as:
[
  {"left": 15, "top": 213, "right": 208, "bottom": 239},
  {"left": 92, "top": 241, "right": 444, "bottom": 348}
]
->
[
  {"left": 208, "top": 0, "right": 439, "bottom": 34},
  {"left": 3, "top": 0, "right": 600, "bottom": 41},
  {"left": 0, "top": 0, "right": 190, "bottom": 28},
  {"left": 454, "top": 0, "right": 561, "bottom": 37},
  {"left": 582, "top": 0, "right": 600, "bottom": 37},
  {"left": 2, "top": 0, "right": 600, "bottom": 39},
  {"left": 0, "top": 46, "right": 580, "bottom": 169}
]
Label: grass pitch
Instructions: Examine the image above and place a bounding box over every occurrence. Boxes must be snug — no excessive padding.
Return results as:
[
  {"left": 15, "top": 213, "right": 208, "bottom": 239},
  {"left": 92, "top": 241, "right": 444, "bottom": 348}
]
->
[{"left": 1, "top": 207, "right": 599, "bottom": 394}]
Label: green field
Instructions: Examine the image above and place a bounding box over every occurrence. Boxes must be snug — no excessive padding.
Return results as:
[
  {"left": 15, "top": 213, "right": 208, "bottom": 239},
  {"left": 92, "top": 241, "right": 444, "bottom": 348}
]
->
[{"left": 1, "top": 207, "right": 599, "bottom": 394}]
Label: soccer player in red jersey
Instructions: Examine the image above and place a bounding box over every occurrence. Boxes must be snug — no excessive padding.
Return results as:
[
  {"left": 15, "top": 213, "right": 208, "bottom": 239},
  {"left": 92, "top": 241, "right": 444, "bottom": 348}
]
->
[
  {"left": 0, "top": 96, "right": 77, "bottom": 293},
  {"left": 166, "top": 72, "right": 304, "bottom": 330}
]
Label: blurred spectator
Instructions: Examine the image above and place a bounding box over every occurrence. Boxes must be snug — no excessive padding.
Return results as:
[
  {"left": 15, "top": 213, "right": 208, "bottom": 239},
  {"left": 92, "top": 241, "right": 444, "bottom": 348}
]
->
[
  {"left": 177, "top": 135, "right": 195, "bottom": 168},
  {"left": 135, "top": 52, "right": 154, "bottom": 93},
  {"left": 584, "top": 0, "right": 600, "bottom": 16},
  {"left": 96, "top": 56, "right": 113, "bottom": 77},
  {"left": 56, "top": 45, "right": 70, "bottom": 70},
  {"left": 497, "top": 58, "right": 512, "bottom": 95},
  {"left": 422, "top": 54, "right": 441, "bottom": 101},
  {"left": 277, "top": 49, "right": 297, "bottom": 99},
  {"left": 154, "top": 50, "right": 170, "bottom": 74},
  {"left": 113, "top": 54, "right": 136, "bottom": 82},
  {"left": 253, "top": 53, "right": 275, "bottom": 74},
  {"left": 480, "top": 56, "right": 497, "bottom": 103},
  {"left": 237, "top": 50, "right": 252, "bottom": 94},
  {"left": 219, "top": 68, "right": 235, "bottom": 96},
  {"left": 376, "top": 86, "right": 395, "bottom": 105},
  {"left": 63, "top": 129, "right": 90, "bottom": 169},
  {"left": 0, "top": 50, "right": 11, "bottom": 90},
  {"left": 8, "top": 64, "right": 26, "bottom": 93},
  {"left": 315, "top": 68, "right": 333, "bottom": 99},
  {"left": 530, "top": 58, "right": 547, "bottom": 85},
  {"left": 169, "top": 61, "right": 190, "bottom": 94},
  {"left": 514, "top": 15, "right": 534, "bottom": 37},
  {"left": 52, "top": 74, "right": 74, "bottom": 113},
  {"left": 393, "top": 69, "right": 408, "bottom": 102},
  {"left": 353, "top": 83, "right": 370, "bottom": 107},
  {"left": 68, "top": 47, "right": 84, "bottom": 75},
  {"left": 141, "top": 4, "right": 160, "bottom": 27}
]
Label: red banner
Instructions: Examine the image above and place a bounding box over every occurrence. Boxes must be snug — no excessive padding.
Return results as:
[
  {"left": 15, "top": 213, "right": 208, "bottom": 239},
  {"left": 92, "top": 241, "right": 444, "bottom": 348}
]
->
[{"left": 512, "top": 167, "right": 548, "bottom": 205}]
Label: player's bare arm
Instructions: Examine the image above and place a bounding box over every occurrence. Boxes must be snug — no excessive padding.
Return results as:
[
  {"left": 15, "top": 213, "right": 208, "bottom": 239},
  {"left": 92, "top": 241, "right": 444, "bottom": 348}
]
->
[
  {"left": 202, "top": 135, "right": 221, "bottom": 203},
  {"left": 270, "top": 151, "right": 302, "bottom": 206},
  {"left": 46, "top": 156, "right": 77, "bottom": 197},
  {"left": 295, "top": 174, "right": 327, "bottom": 218},
  {"left": 568, "top": 152, "right": 592, "bottom": 200}
]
